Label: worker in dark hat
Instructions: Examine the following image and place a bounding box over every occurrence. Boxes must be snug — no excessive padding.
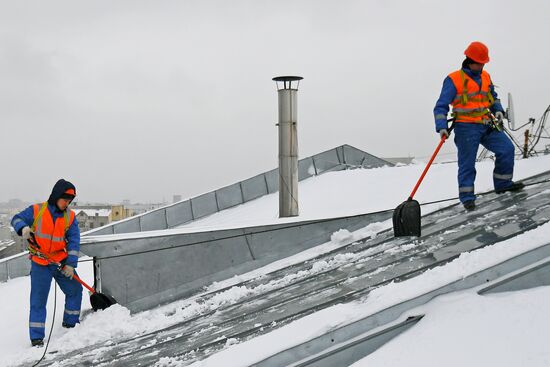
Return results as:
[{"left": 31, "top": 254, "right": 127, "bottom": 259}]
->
[
  {"left": 434, "top": 41, "right": 523, "bottom": 211},
  {"left": 11, "top": 179, "right": 82, "bottom": 347}
]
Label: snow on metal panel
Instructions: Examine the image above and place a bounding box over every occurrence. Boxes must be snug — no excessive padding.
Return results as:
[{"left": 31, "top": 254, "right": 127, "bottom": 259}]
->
[
  {"left": 84, "top": 210, "right": 392, "bottom": 312},
  {"left": 298, "top": 157, "right": 315, "bottom": 181},
  {"left": 276, "top": 316, "right": 422, "bottom": 367},
  {"left": 342, "top": 144, "right": 392, "bottom": 168},
  {"left": 166, "top": 200, "right": 193, "bottom": 228},
  {"left": 92, "top": 231, "right": 254, "bottom": 310},
  {"left": 313, "top": 148, "right": 342, "bottom": 174},
  {"left": 247, "top": 212, "right": 388, "bottom": 261},
  {"left": 478, "top": 259, "right": 550, "bottom": 295},
  {"left": 191, "top": 192, "right": 218, "bottom": 220},
  {"left": 216, "top": 183, "right": 244, "bottom": 211}
]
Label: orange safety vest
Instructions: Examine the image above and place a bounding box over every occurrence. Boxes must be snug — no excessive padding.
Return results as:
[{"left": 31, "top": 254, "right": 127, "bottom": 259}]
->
[
  {"left": 448, "top": 69, "right": 495, "bottom": 124},
  {"left": 31, "top": 202, "right": 75, "bottom": 265}
]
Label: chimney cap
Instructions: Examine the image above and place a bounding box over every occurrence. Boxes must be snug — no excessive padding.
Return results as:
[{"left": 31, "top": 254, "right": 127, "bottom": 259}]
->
[
  {"left": 272, "top": 76, "right": 303, "bottom": 82},
  {"left": 272, "top": 76, "right": 303, "bottom": 90}
]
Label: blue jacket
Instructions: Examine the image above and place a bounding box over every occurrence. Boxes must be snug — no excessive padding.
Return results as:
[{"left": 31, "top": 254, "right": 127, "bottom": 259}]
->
[
  {"left": 434, "top": 67, "right": 505, "bottom": 132},
  {"left": 11, "top": 204, "right": 80, "bottom": 268}
]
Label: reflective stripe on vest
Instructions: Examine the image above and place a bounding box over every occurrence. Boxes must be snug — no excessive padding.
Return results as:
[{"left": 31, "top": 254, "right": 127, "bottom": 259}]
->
[
  {"left": 31, "top": 203, "right": 75, "bottom": 265},
  {"left": 449, "top": 69, "right": 495, "bottom": 124}
]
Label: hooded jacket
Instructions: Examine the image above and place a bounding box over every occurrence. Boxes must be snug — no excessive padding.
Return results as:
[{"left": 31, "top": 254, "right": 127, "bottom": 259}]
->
[
  {"left": 11, "top": 179, "right": 80, "bottom": 267},
  {"left": 47, "top": 179, "right": 76, "bottom": 207}
]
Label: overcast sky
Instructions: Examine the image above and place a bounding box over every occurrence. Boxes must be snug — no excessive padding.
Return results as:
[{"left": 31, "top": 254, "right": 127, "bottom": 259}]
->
[{"left": 1, "top": 0, "right": 549, "bottom": 203}]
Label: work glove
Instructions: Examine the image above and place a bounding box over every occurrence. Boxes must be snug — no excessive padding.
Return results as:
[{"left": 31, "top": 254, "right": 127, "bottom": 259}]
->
[
  {"left": 61, "top": 265, "right": 75, "bottom": 280},
  {"left": 22, "top": 226, "right": 32, "bottom": 240},
  {"left": 494, "top": 111, "right": 505, "bottom": 130},
  {"left": 439, "top": 129, "right": 449, "bottom": 139}
]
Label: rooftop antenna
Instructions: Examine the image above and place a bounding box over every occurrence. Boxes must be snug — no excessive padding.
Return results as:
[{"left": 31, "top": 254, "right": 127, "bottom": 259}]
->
[
  {"left": 273, "top": 76, "right": 303, "bottom": 217},
  {"left": 506, "top": 93, "right": 516, "bottom": 130}
]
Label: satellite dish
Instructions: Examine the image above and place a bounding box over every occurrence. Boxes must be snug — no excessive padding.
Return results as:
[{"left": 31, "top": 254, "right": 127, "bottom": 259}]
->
[{"left": 506, "top": 93, "right": 515, "bottom": 129}]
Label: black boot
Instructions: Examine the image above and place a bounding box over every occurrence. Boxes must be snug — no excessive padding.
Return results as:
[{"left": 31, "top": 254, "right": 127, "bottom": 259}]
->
[
  {"left": 463, "top": 200, "right": 476, "bottom": 211},
  {"left": 62, "top": 322, "right": 75, "bottom": 328},
  {"left": 31, "top": 339, "right": 44, "bottom": 347},
  {"left": 495, "top": 182, "right": 525, "bottom": 194}
]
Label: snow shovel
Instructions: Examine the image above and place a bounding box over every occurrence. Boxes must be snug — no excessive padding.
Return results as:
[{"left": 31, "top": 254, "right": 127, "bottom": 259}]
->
[
  {"left": 73, "top": 273, "right": 117, "bottom": 311},
  {"left": 393, "top": 125, "right": 453, "bottom": 237},
  {"left": 27, "top": 235, "right": 117, "bottom": 311}
]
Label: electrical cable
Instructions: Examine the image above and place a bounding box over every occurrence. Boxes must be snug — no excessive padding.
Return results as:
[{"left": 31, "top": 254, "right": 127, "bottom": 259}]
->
[
  {"left": 506, "top": 119, "right": 533, "bottom": 131},
  {"left": 527, "top": 105, "right": 550, "bottom": 156},
  {"left": 502, "top": 126, "right": 525, "bottom": 152},
  {"left": 31, "top": 281, "right": 57, "bottom": 367}
]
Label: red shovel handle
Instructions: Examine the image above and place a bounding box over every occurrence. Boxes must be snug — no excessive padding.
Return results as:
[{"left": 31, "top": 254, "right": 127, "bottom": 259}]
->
[
  {"left": 72, "top": 274, "right": 96, "bottom": 294},
  {"left": 28, "top": 237, "right": 97, "bottom": 294},
  {"left": 408, "top": 135, "right": 448, "bottom": 200}
]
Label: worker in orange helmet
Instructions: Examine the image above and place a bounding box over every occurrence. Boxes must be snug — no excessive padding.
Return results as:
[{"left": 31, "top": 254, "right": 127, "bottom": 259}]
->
[{"left": 434, "top": 41, "right": 524, "bottom": 211}]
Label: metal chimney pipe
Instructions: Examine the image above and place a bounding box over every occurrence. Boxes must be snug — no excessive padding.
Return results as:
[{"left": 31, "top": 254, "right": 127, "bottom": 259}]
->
[{"left": 273, "top": 76, "right": 303, "bottom": 217}]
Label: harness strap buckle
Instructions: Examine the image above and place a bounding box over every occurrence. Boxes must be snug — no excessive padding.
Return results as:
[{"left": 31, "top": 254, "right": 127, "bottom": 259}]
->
[{"left": 27, "top": 242, "right": 63, "bottom": 268}]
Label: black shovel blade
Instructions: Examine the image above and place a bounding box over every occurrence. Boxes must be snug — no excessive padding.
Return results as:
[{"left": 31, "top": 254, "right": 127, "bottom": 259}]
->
[
  {"left": 393, "top": 198, "right": 421, "bottom": 237},
  {"left": 90, "top": 292, "right": 117, "bottom": 311}
]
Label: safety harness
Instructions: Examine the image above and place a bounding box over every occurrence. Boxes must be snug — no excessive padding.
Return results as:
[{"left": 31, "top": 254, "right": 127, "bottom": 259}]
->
[
  {"left": 28, "top": 202, "right": 71, "bottom": 262},
  {"left": 450, "top": 69, "right": 496, "bottom": 124}
]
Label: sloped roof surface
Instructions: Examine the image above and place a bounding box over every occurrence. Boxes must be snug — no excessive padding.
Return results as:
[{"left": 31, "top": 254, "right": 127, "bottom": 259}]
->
[{"left": 37, "top": 170, "right": 550, "bottom": 366}]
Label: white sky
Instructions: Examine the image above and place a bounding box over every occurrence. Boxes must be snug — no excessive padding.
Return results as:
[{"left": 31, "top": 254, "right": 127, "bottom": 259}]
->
[{"left": 1, "top": 0, "right": 549, "bottom": 203}]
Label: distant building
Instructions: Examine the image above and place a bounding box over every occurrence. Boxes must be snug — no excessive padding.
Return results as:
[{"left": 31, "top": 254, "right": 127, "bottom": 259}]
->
[
  {"left": 74, "top": 204, "right": 134, "bottom": 232},
  {"left": 74, "top": 208, "right": 111, "bottom": 232},
  {"left": 125, "top": 203, "right": 167, "bottom": 215},
  {"left": 173, "top": 195, "right": 182, "bottom": 203},
  {"left": 110, "top": 205, "right": 133, "bottom": 222},
  {"left": 0, "top": 214, "right": 10, "bottom": 241},
  {"left": 1, "top": 201, "right": 30, "bottom": 251}
]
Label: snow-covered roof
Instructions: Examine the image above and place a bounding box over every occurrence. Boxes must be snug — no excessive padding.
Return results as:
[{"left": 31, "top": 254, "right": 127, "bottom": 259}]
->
[
  {"left": 74, "top": 209, "right": 111, "bottom": 218},
  {"left": 2, "top": 154, "right": 550, "bottom": 366}
]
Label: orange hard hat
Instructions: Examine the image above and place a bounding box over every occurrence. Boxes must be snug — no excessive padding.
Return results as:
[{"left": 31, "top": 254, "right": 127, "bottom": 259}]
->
[{"left": 464, "top": 41, "right": 490, "bottom": 64}]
